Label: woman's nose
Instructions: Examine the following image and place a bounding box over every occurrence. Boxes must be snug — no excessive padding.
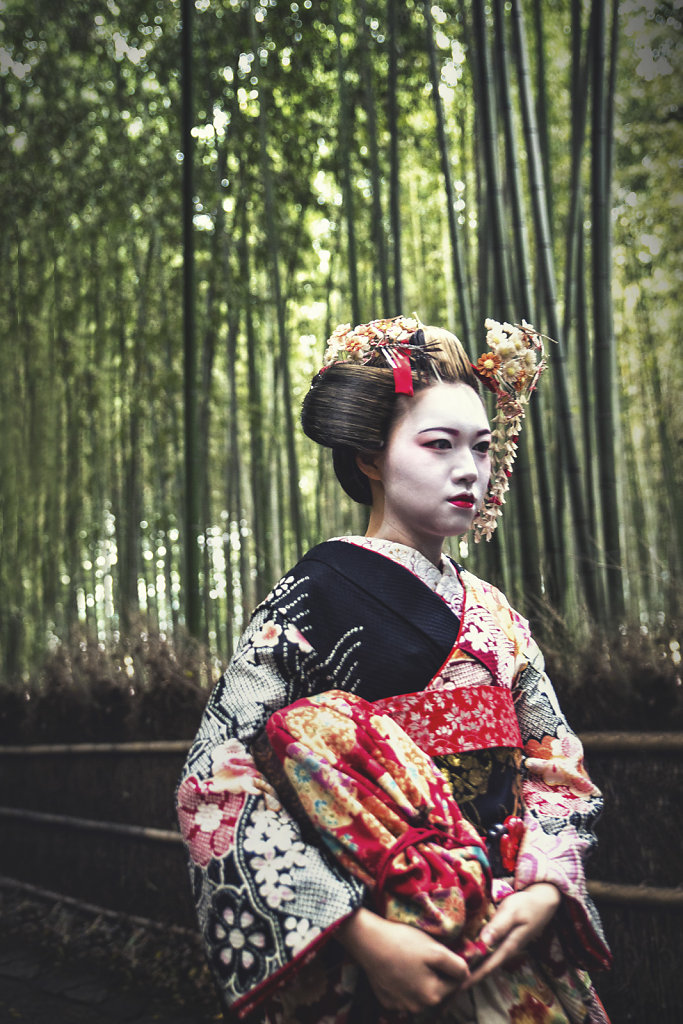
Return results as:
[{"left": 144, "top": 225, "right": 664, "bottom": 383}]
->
[{"left": 452, "top": 450, "right": 478, "bottom": 486}]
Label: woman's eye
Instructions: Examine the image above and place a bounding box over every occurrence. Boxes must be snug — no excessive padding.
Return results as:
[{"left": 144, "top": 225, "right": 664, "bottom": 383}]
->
[
  {"left": 425, "top": 438, "right": 451, "bottom": 450},
  {"left": 474, "top": 441, "right": 491, "bottom": 454}
]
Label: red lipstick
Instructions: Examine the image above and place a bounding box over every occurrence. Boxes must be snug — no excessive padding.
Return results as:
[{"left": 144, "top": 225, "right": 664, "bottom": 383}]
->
[{"left": 449, "top": 493, "right": 475, "bottom": 509}]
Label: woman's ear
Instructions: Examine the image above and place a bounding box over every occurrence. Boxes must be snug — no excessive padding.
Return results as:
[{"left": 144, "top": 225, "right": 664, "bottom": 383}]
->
[
  {"left": 355, "top": 451, "right": 383, "bottom": 483},
  {"left": 356, "top": 451, "right": 385, "bottom": 535}
]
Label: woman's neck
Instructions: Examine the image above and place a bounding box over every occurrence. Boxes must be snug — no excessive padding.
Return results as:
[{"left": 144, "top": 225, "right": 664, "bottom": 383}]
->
[{"left": 364, "top": 523, "right": 444, "bottom": 569}]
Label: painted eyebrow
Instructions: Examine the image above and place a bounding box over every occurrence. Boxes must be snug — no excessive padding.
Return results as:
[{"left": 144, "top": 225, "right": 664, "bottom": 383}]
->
[{"left": 418, "top": 427, "right": 492, "bottom": 437}]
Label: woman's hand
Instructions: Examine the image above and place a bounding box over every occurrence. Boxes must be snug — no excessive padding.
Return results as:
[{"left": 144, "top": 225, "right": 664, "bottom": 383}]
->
[
  {"left": 337, "top": 908, "right": 470, "bottom": 1013},
  {"left": 461, "top": 882, "right": 561, "bottom": 990}
]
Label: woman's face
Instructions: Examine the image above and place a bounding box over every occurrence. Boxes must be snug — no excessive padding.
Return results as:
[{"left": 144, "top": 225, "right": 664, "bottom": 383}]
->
[{"left": 367, "top": 382, "right": 491, "bottom": 564}]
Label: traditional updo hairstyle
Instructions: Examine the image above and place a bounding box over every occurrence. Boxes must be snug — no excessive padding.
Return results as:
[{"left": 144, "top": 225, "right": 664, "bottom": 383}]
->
[{"left": 301, "top": 325, "right": 478, "bottom": 505}]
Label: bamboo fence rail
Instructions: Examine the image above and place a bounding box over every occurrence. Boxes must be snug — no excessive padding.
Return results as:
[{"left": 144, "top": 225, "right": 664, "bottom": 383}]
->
[
  {"left": 2, "top": 806, "right": 681, "bottom": 909},
  {"left": 0, "top": 805, "right": 182, "bottom": 844},
  {"left": 0, "top": 740, "right": 192, "bottom": 755},
  {"left": 0, "top": 874, "right": 198, "bottom": 938},
  {"left": 2, "top": 732, "right": 683, "bottom": 755},
  {"left": 3, "top": 734, "right": 682, "bottom": 912}
]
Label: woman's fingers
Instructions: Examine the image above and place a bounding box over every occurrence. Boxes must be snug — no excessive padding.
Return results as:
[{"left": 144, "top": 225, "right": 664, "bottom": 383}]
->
[
  {"left": 430, "top": 943, "right": 473, "bottom": 980},
  {"left": 338, "top": 884, "right": 561, "bottom": 1005},
  {"left": 463, "top": 924, "right": 526, "bottom": 988},
  {"left": 337, "top": 908, "right": 470, "bottom": 1012},
  {"left": 462, "top": 883, "right": 561, "bottom": 990}
]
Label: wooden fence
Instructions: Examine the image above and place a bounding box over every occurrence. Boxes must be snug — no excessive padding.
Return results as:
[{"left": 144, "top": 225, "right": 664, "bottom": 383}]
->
[{"left": 1, "top": 734, "right": 682, "bottom": 1021}]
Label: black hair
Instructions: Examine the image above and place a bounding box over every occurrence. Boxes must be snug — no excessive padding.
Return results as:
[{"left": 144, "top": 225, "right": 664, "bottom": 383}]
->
[{"left": 301, "top": 326, "right": 478, "bottom": 505}]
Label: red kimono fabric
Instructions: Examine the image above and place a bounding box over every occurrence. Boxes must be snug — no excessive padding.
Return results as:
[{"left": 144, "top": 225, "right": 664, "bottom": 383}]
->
[{"left": 258, "top": 689, "right": 494, "bottom": 966}]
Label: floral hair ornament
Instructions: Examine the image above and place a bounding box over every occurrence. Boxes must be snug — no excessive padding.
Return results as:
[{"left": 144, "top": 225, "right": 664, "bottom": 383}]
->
[
  {"left": 471, "top": 318, "right": 549, "bottom": 542},
  {"left": 321, "top": 314, "right": 439, "bottom": 396}
]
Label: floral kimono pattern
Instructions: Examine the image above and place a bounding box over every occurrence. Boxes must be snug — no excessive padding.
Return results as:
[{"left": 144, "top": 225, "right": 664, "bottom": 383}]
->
[
  {"left": 256, "top": 689, "right": 493, "bottom": 964},
  {"left": 177, "top": 538, "right": 610, "bottom": 1023}
]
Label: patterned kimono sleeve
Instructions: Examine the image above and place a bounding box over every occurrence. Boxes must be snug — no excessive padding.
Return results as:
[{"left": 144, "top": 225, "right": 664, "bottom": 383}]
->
[
  {"left": 512, "top": 639, "right": 611, "bottom": 971},
  {"left": 176, "top": 601, "right": 365, "bottom": 1021}
]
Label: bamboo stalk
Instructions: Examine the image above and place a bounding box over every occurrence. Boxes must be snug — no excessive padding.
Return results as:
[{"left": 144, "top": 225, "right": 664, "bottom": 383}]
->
[
  {"left": 240, "top": 170, "right": 271, "bottom": 600},
  {"left": 333, "top": 0, "right": 360, "bottom": 325},
  {"left": 181, "top": 0, "right": 201, "bottom": 638},
  {"left": 510, "top": 0, "right": 602, "bottom": 620},
  {"left": 591, "top": 0, "right": 625, "bottom": 621},
  {"left": 469, "top": 0, "right": 543, "bottom": 610},
  {"left": 424, "top": 0, "right": 473, "bottom": 352},
  {"left": 491, "top": 0, "right": 562, "bottom": 608},
  {"left": 357, "top": 0, "right": 390, "bottom": 314},
  {"left": 249, "top": 5, "right": 303, "bottom": 562},
  {"left": 387, "top": 0, "right": 403, "bottom": 312}
]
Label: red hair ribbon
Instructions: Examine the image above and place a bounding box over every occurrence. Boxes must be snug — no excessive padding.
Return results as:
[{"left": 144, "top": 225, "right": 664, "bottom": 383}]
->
[{"left": 392, "top": 349, "right": 414, "bottom": 395}]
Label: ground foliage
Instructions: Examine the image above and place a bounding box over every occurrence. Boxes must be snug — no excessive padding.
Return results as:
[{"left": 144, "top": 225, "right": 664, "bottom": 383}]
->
[
  {"left": 0, "top": 888, "right": 223, "bottom": 1022},
  {"left": 2, "top": 883, "right": 683, "bottom": 1022},
  {"left": 542, "top": 613, "right": 683, "bottom": 732}
]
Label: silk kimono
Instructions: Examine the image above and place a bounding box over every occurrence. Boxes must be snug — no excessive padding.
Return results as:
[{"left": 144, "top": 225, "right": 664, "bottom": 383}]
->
[{"left": 177, "top": 538, "right": 611, "bottom": 1023}]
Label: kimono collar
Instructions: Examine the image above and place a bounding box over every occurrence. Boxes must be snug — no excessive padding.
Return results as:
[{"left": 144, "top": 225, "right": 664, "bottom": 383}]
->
[{"left": 336, "top": 536, "right": 465, "bottom": 619}]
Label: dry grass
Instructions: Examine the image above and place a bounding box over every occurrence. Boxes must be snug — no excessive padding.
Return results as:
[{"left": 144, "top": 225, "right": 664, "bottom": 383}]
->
[
  {"left": 540, "top": 613, "right": 683, "bottom": 732},
  {"left": 0, "top": 626, "right": 216, "bottom": 744}
]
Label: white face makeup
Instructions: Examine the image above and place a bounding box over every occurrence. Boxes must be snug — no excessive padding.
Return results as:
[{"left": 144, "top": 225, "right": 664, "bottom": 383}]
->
[{"left": 367, "top": 382, "right": 491, "bottom": 565}]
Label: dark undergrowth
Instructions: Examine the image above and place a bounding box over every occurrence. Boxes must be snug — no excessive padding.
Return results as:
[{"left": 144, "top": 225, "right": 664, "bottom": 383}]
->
[
  {"left": 0, "top": 625, "right": 217, "bottom": 744},
  {"left": 0, "top": 887, "right": 224, "bottom": 1021},
  {"left": 537, "top": 609, "right": 683, "bottom": 732},
  {"left": 1, "top": 613, "right": 681, "bottom": 743},
  {"left": 593, "top": 902, "right": 683, "bottom": 1023}
]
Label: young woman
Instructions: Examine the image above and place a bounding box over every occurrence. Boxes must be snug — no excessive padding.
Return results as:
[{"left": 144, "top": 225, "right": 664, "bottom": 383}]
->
[{"left": 177, "top": 317, "right": 611, "bottom": 1023}]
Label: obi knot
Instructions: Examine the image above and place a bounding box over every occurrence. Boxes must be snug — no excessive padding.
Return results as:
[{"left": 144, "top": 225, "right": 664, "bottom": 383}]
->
[{"left": 374, "top": 825, "right": 455, "bottom": 910}]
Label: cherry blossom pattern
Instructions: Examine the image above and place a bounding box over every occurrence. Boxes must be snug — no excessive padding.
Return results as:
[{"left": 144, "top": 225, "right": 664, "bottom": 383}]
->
[
  {"left": 252, "top": 620, "right": 283, "bottom": 648},
  {"left": 284, "top": 915, "right": 322, "bottom": 956},
  {"left": 374, "top": 685, "right": 521, "bottom": 757},
  {"left": 207, "top": 888, "right": 274, "bottom": 995},
  {"left": 241, "top": 618, "right": 314, "bottom": 666},
  {"left": 243, "top": 807, "right": 311, "bottom": 910},
  {"left": 524, "top": 730, "right": 600, "bottom": 797},
  {"left": 284, "top": 624, "right": 314, "bottom": 653},
  {"left": 457, "top": 608, "right": 516, "bottom": 685},
  {"left": 268, "top": 574, "right": 296, "bottom": 601},
  {"left": 515, "top": 815, "right": 590, "bottom": 905},
  {"left": 177, "top": 739, "right": 265, "bottom": 867},
  {"left": 457, "top": 568, "right": 534, "bottom": 685},
  {"left": 522, "top": 781, "right": 596, "bottom": 820}
]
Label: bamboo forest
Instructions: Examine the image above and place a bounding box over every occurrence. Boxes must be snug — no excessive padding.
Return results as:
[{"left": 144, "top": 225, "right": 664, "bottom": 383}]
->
[{"left": 1, "top": 0, "right": 681, "bottom": 690}]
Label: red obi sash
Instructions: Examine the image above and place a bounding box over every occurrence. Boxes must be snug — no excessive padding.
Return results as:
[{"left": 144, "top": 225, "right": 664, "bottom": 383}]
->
[
  {"left": 373, "top": 684, "right": 522, "bottom": 756},
  {"left": 257, "top": 690, "right": 493, "bottom": 964}
]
